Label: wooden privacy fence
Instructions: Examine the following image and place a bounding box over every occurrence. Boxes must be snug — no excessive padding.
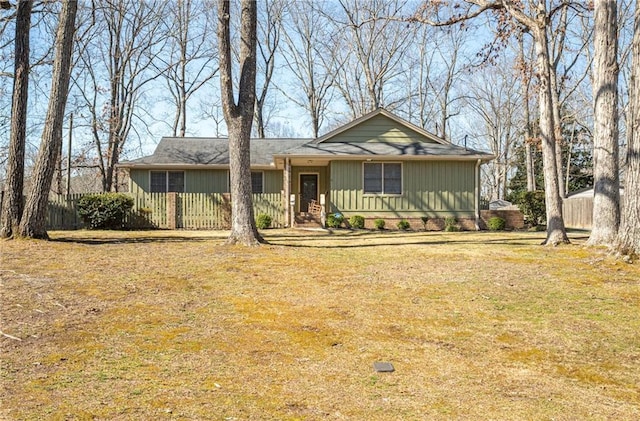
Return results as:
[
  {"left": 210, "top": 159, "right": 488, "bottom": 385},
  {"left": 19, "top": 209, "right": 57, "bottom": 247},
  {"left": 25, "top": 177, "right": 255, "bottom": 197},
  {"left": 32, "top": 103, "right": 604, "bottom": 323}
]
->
[
  {"left": 562, "top": 198, "right": 593, "bottom": 230},
  {"left": 47, "top": 193, "right": 87, "bottom": 229},
  {"left": 44, "top": 192, "right": 285, "bottom": 230}
]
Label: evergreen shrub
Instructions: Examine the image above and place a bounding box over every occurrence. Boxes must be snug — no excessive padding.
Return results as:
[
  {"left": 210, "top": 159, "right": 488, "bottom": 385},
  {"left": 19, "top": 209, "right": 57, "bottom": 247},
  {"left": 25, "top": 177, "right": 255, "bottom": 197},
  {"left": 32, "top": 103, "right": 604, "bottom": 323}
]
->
[
  {"left": 487, "top": 216, "right": 506, "bottom": 231},
  {"left": 326, "top": 213, "right": 344, "bottom": 228},
  {"left": 514, "top": 190, "right": 546, "bottom": 227},
  {"left": 77, "top": 193, "right": 134, "bottom": 230},
  {"left": 256, "top": 213, "right": 272, "bottom": 229},
  {"left": 397, "top": 219, "right": 410, "bottom": 230},
  {"left": 349, "top": 215, "right": 365, "bottom": 229},
  {"left": 444, "top": 217, "right": 460, "bottom": 232}
]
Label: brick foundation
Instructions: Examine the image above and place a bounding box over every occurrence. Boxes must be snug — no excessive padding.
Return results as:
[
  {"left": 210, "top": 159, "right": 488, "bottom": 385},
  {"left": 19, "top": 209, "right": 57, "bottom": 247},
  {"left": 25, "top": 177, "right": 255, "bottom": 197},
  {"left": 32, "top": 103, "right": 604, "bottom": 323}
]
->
[
  {"left": 359, "top": 217, "right": 478, "bottom": 231},
  {"left": 479, "top": 210, "right": 524, "bottom": 230}
]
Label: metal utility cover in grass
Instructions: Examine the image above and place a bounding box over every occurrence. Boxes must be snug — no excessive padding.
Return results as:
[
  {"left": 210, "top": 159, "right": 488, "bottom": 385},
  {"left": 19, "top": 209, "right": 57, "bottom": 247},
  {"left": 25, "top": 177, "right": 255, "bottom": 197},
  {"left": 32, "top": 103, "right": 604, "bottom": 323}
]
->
[{"left": 373, "top": 362, "right": 395, "bottom": 372}]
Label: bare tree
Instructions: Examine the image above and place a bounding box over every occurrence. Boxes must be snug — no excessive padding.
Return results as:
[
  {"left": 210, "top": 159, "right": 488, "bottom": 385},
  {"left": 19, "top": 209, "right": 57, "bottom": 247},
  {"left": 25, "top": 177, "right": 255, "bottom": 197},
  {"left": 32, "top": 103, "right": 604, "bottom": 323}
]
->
[
  {"left": 253, "top": 0, "right": 284, "bottom": 138},
  {"left": 402, "top": 23, "right": 436, "bottom": 128},
  {"left": 218, "top": 0, "right": 262, "bottom": 245},
  {"left": 429, "top": 27, "right": 469, "bottom": 139},
  {"left": 0, "top": 4, "right": 17, "bottom": 161},
  {"left": 464, "top": 56, "right": 523, "bottom": 201},
  {"left": 159, "top": 0, "right": 219, "bottom": 137},
  {"left": 329, "top": 0, "right": 414, "bottom": 118},
  {"left": 516, "top": 30, "right": 537, "bottom": 191},
  {"left": 547, "top": 4, "right": 595, "bottom": 199},
  {"left": 73, "top": 0, "right": 168, "bottom": 192},
  {"left": 402, "top": 21, "right": 469, "bottom": 139},
  {"left": 280, "top": 1, "right": 338, "bottom": 137},
  {"left": 588, "top": 0, "right": 620, "bottom": 247},
  {"left": 414, "top": 1, "right": 570, "bottom": 245},
  {"left": 549, "top": 4, "right": 568, "bottom": 199},
  {"left": 617, "top": 1, "right": 640, "bottom": 256},
  {"left": 618, "top": 0, "right": 636, "bottom": 147},
  {"left": 0, "top": 0, "right": 32, "bottom": 238},
  {"left": 19, "top": 0, "right": 77, "bottom": 239}
]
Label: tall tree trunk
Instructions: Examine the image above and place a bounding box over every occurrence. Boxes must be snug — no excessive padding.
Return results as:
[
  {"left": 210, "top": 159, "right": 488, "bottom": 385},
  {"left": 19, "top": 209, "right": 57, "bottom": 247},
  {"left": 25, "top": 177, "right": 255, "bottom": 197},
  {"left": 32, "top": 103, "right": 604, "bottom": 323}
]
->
[
  {"left": 0, "top": 0, "right": 32, "bottom": 239},
  {"left": 218, "top": 0, "right": 263, "bottom": 245},
  {"left": 550, "top": 69, "right": 565, "bottom": 198},
  {"left": 519, "top": 32, "right": 536, "bottom": 192},
  {"left": 589, "top": 0, "right": 620, "bottom": 247},
  {"left": 617, "top": 2, "right": 640, "bottom": 256},
  {"left": 525, "top": 142, "right": 536, "bottom": 191},
  {"left": 18, "top": 0, "right": 77, "bottom": 239},
  {"left": 532, "top": 26, "right": 569, "bottom": 245},
  {"left": 255, "top": 101, "right": 265, "bottom": 138}
]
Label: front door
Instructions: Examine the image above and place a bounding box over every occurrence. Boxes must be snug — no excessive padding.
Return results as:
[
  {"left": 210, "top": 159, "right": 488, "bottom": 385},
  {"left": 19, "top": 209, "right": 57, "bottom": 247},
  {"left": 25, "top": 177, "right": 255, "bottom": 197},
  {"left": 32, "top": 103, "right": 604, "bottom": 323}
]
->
[{"left": 300, "top": 174, "right": 318, "bottom": 212}]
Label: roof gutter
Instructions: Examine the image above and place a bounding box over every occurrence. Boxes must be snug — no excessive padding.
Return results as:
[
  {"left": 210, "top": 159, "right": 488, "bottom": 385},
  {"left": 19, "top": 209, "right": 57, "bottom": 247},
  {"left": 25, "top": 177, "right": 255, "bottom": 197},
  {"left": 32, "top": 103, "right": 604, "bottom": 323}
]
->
[
  {"left": 272, "top": 153, "right": 495, "bottom": 162},
  {"left": 117, "top": 163, "right": 276, "bottom": 170}
]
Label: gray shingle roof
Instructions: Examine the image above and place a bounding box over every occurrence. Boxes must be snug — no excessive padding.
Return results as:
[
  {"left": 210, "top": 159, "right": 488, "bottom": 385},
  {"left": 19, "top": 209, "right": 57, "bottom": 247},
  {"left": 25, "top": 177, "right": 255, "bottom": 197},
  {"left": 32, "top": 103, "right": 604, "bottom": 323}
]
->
[
  {"left": 120, "top": 137, "right": 311, "bottom": 167},
  {"left": 278, "top": 140, "right": 492, "bottom": 159},
  {"left": 119, "top": 109, "right": 494, "bottom": 168},
  {"left": 120, "top": 136, "right": 492, "bottom": 168}
]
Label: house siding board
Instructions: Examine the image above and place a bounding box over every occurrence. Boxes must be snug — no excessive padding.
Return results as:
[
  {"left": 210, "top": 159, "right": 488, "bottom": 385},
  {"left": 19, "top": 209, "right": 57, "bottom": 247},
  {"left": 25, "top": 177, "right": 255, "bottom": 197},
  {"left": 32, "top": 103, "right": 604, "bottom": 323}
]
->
[
  {"left": 329, "top": 161, "right": 359, "bottom": 212},
  {"left": 130, "top": 169, "right": 149, "bottom": 195},
  {"left": 329, "top": 160, "right": 475, "bottom": 217},
  {"left": 132, "top": 169, "right": 281, "bottom": 195},
  {"left": 324, "top": 114, "right": 438, "bottom": 144},
  {"left": 263, "top": 170, "right": 283, "bottom": 194},
  {"left": 185, "top": 169, "right": 228, "bottom": 193}
]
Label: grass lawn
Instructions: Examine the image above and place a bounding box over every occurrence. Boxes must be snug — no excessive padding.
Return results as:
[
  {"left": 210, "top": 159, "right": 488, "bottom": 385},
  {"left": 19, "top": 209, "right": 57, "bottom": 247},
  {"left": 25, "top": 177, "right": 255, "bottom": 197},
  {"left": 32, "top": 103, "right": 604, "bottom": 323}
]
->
[{"left": 1, "top": 229, "right": 639, "bottom": 420}]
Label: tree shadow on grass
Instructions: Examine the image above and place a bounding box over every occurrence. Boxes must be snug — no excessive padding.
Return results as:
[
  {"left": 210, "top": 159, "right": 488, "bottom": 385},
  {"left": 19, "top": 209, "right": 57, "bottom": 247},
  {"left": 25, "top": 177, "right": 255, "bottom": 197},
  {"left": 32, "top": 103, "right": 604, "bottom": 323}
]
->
[
  {"left": 50, "top": 233, "right": 225, "bottom": 245},
  {"left": 48, "top": 229, "right": 589, "bottom": 248},
  {"left": 265, "top": 230, "right": 576, "bottom": 249}
]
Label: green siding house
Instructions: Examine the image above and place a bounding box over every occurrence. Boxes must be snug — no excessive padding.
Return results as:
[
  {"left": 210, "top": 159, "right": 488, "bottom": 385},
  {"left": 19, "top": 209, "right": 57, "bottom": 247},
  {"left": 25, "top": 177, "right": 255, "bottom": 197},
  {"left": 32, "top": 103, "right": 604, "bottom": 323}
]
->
[{"left": 119, "top": 109, "right": 493, "bottom": 229}]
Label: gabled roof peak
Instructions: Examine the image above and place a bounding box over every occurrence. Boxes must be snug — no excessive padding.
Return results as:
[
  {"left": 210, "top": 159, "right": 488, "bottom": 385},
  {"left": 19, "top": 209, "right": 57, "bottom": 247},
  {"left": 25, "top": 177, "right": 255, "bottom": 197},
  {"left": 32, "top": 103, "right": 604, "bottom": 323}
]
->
[{"left": 314, "top": 108, "right": 449, "bottom": 145}]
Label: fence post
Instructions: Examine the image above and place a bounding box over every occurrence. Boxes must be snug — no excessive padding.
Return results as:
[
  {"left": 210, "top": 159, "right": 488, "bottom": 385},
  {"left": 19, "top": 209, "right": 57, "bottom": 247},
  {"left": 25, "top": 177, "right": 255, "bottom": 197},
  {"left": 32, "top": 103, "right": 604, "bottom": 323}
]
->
[{"left": 167, "top": 192, "right": 177, "bottom": 229}]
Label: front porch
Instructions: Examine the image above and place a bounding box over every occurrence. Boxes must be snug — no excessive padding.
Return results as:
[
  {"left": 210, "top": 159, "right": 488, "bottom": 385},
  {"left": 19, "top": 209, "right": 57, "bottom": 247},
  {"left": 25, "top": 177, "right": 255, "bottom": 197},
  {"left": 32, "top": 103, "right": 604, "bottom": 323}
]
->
[{"left": 279, "top": 156, "right": 330, "bottom": 229}]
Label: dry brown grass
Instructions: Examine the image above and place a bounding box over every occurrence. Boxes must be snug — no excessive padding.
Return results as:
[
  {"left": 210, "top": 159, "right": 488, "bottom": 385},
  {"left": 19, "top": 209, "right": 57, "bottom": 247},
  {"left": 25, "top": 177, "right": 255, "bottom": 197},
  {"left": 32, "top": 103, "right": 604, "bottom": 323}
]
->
[{"left": 1, "top": 229, "right": 639, "bottom": 420}]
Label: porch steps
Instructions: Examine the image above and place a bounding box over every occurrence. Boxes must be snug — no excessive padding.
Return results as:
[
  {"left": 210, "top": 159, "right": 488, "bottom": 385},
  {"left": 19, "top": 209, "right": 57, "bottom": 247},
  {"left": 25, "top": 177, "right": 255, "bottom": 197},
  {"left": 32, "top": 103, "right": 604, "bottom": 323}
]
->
[{"left": 294, "top": 212, "right": 324, "bottom": 229}]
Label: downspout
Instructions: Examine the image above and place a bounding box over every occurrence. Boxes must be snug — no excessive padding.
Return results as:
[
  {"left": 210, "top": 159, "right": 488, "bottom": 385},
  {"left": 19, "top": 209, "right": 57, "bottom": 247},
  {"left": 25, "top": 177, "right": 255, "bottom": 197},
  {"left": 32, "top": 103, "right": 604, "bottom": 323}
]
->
[{"left": 475, "top": 159, "right": 481, "bottom": 231}]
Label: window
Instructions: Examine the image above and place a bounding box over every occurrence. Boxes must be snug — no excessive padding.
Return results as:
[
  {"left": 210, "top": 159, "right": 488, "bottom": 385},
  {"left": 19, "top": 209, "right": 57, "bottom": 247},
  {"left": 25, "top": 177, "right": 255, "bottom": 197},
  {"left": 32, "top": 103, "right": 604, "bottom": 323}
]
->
[
  {"left": 167, "top": 171, "right": 184, "bottom": 192},
  {"left": 363, "top": 162, "right": 402, "bottom": 195},
  {"left": 383, "top": 163, "right": 402, "bottom": 194},
  {"left": 149, "top": 171, "right": 184, "bottom": 193},
  {"left": 251, "top": 171, "right": 264, "bottom": 193},
  {"left": 150, "top": 171, "right": 166, "bottom": 192}
]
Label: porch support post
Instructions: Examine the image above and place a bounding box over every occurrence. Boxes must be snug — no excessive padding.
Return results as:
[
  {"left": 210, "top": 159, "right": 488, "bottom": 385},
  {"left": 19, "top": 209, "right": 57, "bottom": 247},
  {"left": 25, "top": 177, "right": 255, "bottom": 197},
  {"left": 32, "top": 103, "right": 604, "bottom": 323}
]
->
[{"left": 284, "top": 157, "right": 291, "bottom": 227}]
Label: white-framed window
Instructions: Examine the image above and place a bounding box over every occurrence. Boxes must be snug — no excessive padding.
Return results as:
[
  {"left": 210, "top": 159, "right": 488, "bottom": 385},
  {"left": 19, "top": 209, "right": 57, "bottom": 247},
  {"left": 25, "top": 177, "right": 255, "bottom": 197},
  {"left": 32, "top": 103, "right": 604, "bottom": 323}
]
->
[
  {"left": 363, "top": 162, "right": 402, "bottom": 195},
  {"left": 251, "top": 171, "right": 264, "bottom": 193},
  {"left": 150, "top": 171, "right": 185, "bottom": 193}
]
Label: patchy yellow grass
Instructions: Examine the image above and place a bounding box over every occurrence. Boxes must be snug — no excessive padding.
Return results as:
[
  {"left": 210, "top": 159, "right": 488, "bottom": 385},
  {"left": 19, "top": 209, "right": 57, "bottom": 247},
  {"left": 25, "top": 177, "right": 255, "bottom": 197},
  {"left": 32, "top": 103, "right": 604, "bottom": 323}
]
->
[{"left": 1, "top": 229, "right": 640, "bottom": 420}]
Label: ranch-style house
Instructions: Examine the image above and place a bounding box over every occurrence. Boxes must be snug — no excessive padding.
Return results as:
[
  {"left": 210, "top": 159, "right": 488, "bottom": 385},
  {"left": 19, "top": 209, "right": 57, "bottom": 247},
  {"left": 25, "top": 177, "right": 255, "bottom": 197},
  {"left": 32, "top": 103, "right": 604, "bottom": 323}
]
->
[{"left": 118, "top": 108, "right": 495, "bottom": 230}]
